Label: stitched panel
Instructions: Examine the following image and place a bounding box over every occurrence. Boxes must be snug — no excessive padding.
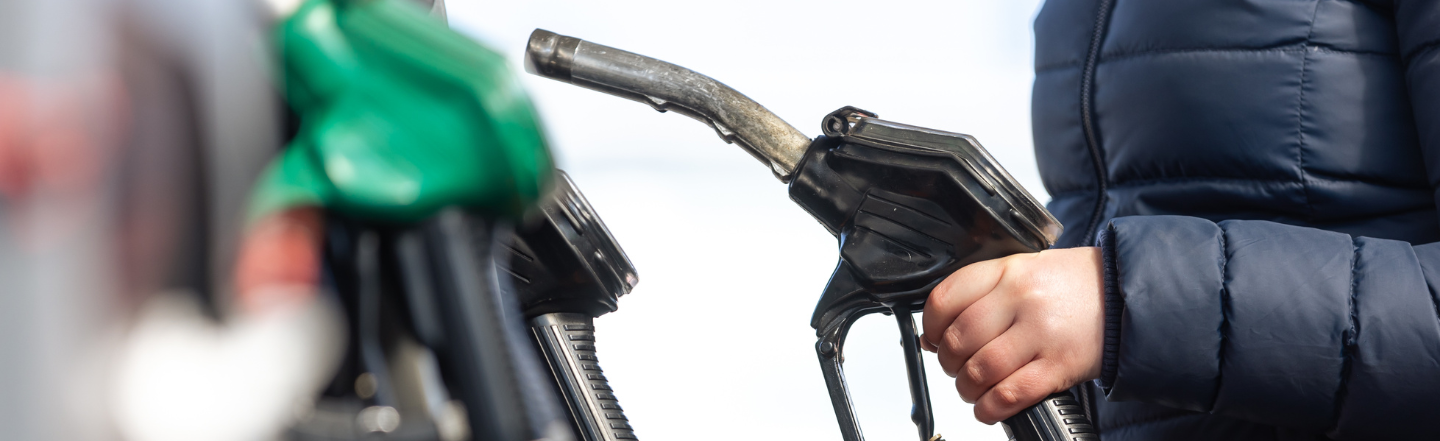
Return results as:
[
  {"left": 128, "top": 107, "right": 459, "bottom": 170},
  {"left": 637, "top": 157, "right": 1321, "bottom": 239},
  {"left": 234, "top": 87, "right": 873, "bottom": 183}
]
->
[
  {"left": 1095, "top": 50, "right": 1306, "bottom": 184},
  {"left": 1033, "top": 64, "right": 1094, "bottom": 195},
  {"left": 1107, "top": 216, "right": 1225, "bottom": 411},
  {"left": 1309, "top": 0, "right": 1399, "bottom": 54},
  {"left": 1103, "top": 0, "right": 1315, "bottom": 56},
  {"left": 1097, "top": 411, "right": 1279, "bottom": 440},
  {"left": 1033, "top": 0, "right": 1103, "bottom": 74},
  {"left": 1212, "top": 220, "right": 1349, "bottom": 431},
  {"left": 1405, "top": 40, "right": 1440, "bottom": 65},
  {"left": 1300, "top": 52, "right": 1426, "bottom": 188},
  {"left": 1330, "top": 240, "right": 1440, "bottom": 438},
  {"left": 1394, "top": 2, "right": 1440, "bottom": 60}
]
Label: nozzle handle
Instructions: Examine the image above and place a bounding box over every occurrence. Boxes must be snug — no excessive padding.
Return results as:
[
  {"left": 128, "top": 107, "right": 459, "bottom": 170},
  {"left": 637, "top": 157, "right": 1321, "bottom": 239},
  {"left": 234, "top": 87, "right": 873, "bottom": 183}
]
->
[
  {"left": 1001, "top": 392, "right": 1099, "bottom": 441},
  {"left": 531, "top": 313, "right": 638, "bottom": 441},
  {"left": 393, "top": 210, "right": 570, "bottom": 441},
  {"left": 525, "top": 29, "right": 811, "bottom": 181}
]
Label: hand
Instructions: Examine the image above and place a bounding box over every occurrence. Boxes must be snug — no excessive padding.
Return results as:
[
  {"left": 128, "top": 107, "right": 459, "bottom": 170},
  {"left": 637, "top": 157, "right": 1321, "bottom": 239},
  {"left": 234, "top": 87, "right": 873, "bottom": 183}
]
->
[
  {"left": 235, "top": 206, "right": 324, "bottom": 314},
  {"left": 919, "top": 247, "right": 1105, "bottom": 424}
]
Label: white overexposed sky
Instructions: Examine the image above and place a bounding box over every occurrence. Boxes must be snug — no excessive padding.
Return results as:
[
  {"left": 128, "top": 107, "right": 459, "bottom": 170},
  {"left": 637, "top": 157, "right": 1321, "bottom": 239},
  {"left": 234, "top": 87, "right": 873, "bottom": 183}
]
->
[{"left": 447, "top": 1, "right": 1049, "bottom": 440}]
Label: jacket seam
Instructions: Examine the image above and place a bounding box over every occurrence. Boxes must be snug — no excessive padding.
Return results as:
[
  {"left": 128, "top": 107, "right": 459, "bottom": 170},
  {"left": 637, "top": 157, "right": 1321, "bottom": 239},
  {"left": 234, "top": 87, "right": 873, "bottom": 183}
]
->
[
  {"left": 1429, "top": 254, "right": 1440, "bottom": 355},
  {"left": 1209, "top": 225, "right": 1231, "bottom": 413},
  {"left": 1045, "top": 174, "right": 1429, "bottom": 199},
  {"left": 1294, "top": 1, "right": 1323, "bottom": 223},
  {"left": 1303, "top": 168, "right": 1430, "bottom": 190},
  {"left": 1035, "top": 44, "right": 1396, "bottom": 74},
  {"left": 1104, "top": 44, "right": 1393, "bottom": 64},
  {"left": 1099, "top": 411, "right": 1200, "bottom": 432},
  {"left": 1327, "top": 237, "right": 1360, "bottom": 434},
  {"left": 1402, "top": 39, "right": 1440, "bottom": 66},
  {"left": 1034, "top": 58, "right": 1084, "bottom": 74}
]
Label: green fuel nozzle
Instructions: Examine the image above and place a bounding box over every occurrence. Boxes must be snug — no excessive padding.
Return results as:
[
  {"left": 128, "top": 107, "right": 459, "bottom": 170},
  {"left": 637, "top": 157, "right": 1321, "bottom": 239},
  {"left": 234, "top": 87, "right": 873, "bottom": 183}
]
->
[{"left": 251, "top": 0, "right": 554, "bottom": 224}]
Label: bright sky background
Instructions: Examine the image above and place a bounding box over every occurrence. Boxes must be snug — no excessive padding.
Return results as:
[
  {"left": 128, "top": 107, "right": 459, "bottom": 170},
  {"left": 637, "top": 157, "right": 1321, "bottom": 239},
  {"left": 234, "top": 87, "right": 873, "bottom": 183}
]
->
[{"left": 447, "top": 1, "right": 1049, "bottom": 440}]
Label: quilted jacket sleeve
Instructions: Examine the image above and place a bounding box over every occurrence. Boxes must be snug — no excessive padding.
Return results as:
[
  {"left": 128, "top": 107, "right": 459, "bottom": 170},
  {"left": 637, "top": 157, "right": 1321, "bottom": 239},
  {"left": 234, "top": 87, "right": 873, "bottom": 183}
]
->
[
  {"left": 1097, "top": 217, "right": 1440, "bottom": 438},
  {"left": 1094, "top": 3, "right": 1440, "bottom": 439}
]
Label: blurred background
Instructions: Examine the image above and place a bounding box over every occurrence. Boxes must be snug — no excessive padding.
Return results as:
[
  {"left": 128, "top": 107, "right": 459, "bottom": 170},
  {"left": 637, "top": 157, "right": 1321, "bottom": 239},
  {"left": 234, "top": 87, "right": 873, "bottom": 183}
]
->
[{"left": 445, "top": 1, "right": 1047, "bottom": 440}]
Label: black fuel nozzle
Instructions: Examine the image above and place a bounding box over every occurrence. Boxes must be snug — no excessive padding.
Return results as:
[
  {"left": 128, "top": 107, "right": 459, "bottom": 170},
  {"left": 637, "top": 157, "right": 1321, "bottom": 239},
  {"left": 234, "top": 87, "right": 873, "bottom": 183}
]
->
[
  {"left": 502, "top": 171, "right": 640, "bottom": 441},
  {"left": 524, "top": 29, "right": 1093, "bottom": 441},
  {"left": 792, "top": 109, "right": 1089, "bottom": 441}
]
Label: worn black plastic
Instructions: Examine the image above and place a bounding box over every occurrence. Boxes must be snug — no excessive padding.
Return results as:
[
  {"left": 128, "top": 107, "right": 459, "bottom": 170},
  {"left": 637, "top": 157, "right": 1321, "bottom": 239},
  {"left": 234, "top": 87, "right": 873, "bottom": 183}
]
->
[
  {"left": 393, "top": 210, "right": 565, "bottom": 441},
  {"left": 503, "top": 171, "right": 637, "bottom": 318},
  {"left": 299, "top": 210, "right": 566, "bottom": 441},
  {"left": 1001, "top": 392, "right": 1099, "bottom": 441},
  {"left": 798, "top": 108, "right": 1076, "bottom": 441},
  {"left": 529, "top": 313, "right": 637, "bottom": 441},
  {"left": 503, "top": 171, "right": 640, "bottom": 441}
]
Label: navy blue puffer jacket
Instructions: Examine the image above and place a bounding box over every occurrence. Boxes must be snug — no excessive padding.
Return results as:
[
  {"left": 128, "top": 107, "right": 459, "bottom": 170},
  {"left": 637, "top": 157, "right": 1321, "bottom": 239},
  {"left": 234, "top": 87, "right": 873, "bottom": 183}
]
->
[{"left": 1031, "top": 0, "right": 1440, "bottom": 439}]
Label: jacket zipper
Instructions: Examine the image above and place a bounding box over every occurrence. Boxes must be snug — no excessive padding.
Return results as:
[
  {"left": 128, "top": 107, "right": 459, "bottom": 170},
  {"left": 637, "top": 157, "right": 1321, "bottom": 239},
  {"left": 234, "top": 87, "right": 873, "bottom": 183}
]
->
[
  {"left": 1076, "top": 0, "right": 1118, "bottom": 429},
  {"left": 1079, "top": 0, "right": 1118, "bottom": 244}
]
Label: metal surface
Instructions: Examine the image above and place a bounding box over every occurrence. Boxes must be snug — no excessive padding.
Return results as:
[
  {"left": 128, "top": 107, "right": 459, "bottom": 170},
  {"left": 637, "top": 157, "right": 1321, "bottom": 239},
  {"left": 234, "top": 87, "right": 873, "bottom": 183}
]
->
[
  {"left": 525, "top": 29, "right": 811, "bottom": 181},
  {"left": 894, "top": 307, "right": 937, "bottom": 441},
  {"left": 816, "top": 304, "right": 946, "bottom": 441},
  {"left": 816, "top": 304, "right": 891, "bottom": 441}
]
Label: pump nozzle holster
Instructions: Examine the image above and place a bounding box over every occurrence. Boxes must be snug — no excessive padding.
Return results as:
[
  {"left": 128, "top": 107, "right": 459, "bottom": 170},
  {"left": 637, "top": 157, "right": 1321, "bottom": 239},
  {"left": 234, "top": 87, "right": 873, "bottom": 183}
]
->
[{"left": 503, "top": 171, "right": 641, "bottom": 441}]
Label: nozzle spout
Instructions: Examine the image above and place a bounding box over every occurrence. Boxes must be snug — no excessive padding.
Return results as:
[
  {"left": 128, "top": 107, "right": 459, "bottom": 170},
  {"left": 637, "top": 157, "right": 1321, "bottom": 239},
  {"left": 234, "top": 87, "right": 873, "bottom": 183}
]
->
[{"left": 524, "top": 29, "right": 811, "bottom": 181}]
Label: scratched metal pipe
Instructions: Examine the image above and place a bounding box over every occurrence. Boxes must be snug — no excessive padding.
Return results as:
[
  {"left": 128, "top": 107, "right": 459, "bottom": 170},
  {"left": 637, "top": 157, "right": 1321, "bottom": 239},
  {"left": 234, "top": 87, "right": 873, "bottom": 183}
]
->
[{"left": 524, "top": 29, "right": 812, "bottom": 182}]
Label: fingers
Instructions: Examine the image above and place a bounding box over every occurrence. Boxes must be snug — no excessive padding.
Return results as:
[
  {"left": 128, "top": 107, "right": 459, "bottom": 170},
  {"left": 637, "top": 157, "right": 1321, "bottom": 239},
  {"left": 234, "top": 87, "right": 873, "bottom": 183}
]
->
[
  {"left": 952, "top": 330, "right": 1036, "bottom": 403},
  {"left": 236, "top": 206, "right": 325, "bottom": 314},
  {"left": 934, "top": 292, "right": 1017, "bottom": 377},
  {"left": 973, "top": 359, "right": 1066, "bottom": 424},
  {"left": 922, "top": 257, "right": 1007, "bottom": 346}
]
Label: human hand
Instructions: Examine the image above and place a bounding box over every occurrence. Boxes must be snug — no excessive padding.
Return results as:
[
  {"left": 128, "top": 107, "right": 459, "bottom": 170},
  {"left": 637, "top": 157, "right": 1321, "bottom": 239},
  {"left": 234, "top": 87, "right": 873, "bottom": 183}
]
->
[
  {"left": 919, "top": 247, "right": 1105, "bottom": 424},
  {"left": 235, "top": 206, "right": 324, "bottom": 314}
]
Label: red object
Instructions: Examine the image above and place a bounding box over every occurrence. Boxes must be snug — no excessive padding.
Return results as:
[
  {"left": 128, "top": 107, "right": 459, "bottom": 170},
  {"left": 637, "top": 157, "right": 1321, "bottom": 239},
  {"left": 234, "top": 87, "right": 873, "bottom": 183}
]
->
[{"left": 235, "top": 207, "right": 324, "bottom": 313}]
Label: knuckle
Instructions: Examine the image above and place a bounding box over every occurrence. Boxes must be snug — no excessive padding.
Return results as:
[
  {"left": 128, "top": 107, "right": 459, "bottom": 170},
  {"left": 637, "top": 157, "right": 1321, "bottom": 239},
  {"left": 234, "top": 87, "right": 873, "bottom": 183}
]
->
[
  {"left": 954, "top": 377, "right": 979, "bottom": 404},
  {"left": 973, "top": 406, "right": 995, "bottom": 424},
  {"left": 941, "top": 326, "right": 966, "bottom": 355},
  {"left": 976, "top": 402, "right": 1007, "bottom": 424},
  {"left": 932, "top": 275, "right": 957, "bottom": 299},
  {"left": 966, "top": 342, "right": 1014, "bottom": 385},
  {"left": 993, "top": 384, "right": 1024, "bottom": 407},
  {"left": 963, "top": 360, "right": 987, "bottom": 387},
  {"left": 937, "top": 352, "right": 962, "bottom": 377}
]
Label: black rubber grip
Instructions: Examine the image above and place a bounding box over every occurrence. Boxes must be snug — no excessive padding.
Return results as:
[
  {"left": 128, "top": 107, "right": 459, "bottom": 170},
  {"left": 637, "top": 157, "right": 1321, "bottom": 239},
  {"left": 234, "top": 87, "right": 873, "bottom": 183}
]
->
[
  {"left": 531, "top": 313, "right": 637, "bottom": 441},
  {"left": 1001, "top": 391, "right": 1099, "bottom": 441}
]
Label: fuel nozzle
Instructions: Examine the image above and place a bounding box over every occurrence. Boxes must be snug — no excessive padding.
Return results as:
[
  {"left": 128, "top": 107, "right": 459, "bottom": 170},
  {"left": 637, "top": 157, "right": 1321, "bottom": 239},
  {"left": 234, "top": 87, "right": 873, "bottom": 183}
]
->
[
  {"left": 524, "top": 29, "right": 1089, "bottom": 441},
  {"left": 502, "top": 171, "right": 640, "bottom": 441}
]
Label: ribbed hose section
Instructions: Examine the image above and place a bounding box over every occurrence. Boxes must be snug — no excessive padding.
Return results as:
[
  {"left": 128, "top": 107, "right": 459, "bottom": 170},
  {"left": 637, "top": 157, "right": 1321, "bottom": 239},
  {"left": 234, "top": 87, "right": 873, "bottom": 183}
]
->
[{"left": 531, "top": 313, "right": 637, "bottom": 441}]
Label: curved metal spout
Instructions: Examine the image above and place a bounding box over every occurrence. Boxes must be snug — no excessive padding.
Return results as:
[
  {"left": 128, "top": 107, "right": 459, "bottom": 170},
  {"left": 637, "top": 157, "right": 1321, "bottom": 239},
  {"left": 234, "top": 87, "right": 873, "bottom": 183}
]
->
[{"left": 525, "top": 29, "right": 812, "bottom": 181}]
